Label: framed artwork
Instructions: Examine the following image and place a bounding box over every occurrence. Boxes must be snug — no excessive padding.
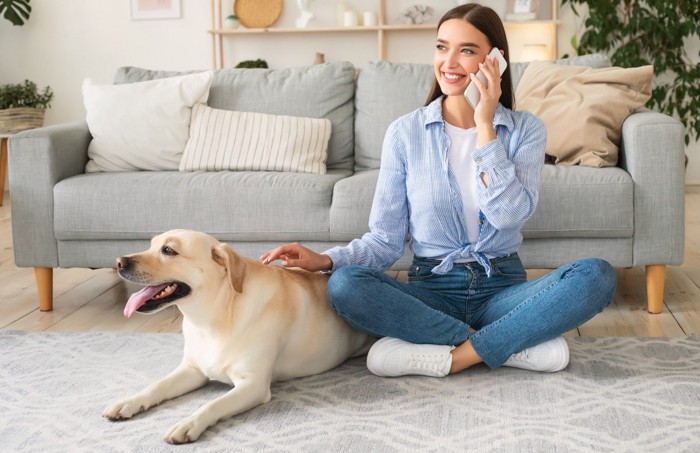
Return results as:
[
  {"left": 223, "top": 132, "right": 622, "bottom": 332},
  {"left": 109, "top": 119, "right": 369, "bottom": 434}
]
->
[
  {"left": 506, "top": 0, "right": 538, "bottom": 21},
  {"left": 512, "top": 0, "right": 534, "bottom": 14},
  {"left": 130, "top": 0, "right": 181, "bottom": 20}
]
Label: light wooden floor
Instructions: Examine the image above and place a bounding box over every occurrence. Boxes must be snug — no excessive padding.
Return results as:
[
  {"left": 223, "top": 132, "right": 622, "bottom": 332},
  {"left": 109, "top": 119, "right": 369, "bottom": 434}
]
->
[{"left": 1, "top": 187, "right": 699, "bottom": 336}]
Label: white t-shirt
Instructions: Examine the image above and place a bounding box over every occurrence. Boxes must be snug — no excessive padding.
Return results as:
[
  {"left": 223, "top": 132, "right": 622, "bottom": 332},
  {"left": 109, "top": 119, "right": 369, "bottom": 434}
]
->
[{"left": 444, "top": 122, "right": 480, "bottom": 244}]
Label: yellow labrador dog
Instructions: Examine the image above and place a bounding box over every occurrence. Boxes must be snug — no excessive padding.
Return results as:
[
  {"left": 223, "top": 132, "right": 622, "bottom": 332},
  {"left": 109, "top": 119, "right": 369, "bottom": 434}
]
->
[{"left": 103, "top": 229, "right": 374, "bottom": 443}]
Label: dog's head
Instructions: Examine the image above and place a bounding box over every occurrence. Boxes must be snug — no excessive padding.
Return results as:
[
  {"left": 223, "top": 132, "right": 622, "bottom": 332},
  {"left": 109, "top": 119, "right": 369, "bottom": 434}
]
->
[{"left": 117, "top": 229, "right": 246, "bottom": 317}]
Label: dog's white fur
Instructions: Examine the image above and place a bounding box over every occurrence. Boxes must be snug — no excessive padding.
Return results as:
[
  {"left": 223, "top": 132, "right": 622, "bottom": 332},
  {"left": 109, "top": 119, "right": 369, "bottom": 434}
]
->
[{"left": 102, "top": 229, "right": 373, "bottom": 443}]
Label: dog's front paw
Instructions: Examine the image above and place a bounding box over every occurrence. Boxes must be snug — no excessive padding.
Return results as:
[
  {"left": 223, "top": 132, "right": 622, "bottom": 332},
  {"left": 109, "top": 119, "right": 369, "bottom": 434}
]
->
[
  {"left": 164, "top": 416, "right": 206, "bottom": 444},
  {"left": 102, "top": 398, "right": 148, "bottom": 421}
]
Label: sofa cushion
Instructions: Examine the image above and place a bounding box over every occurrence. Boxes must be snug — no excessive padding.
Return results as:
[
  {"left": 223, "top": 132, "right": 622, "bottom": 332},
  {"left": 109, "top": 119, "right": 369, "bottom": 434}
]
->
[
  {"left": 328, "top": 166, "right": 632, "bottom": 240},
  {"left": 523, "top": 165, "right": 633, "bottom": 238},
  {"left": 83, "top": 71, "right": 213, "bottom": 172},
  {"left": 54, "top": 170, "right": 350, "bottom": 241},
  {"left": 113, "top": 62, "right": 355, "bottom": 172},
  {"left": 329, "top": 170, "right": 379, "bottom": 241},
  {"left": 509, "top": 53, "right": 612, "bottom": 92},
  {"left": 180, "top": 104, "right": 331, "bottom": 174},
  {"left": 354, "top": 54, "right": 612, "bottom": 171},
  {"left": 516, "top": 63, "right": 653, "bottom": 167},
  {"left": 354, "top": 62, "right": 434, "bottom": 171}
]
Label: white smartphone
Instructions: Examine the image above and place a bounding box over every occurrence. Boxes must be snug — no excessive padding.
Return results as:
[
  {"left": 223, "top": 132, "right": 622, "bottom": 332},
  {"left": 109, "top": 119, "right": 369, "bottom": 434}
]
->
[{"left": 464, "top": 47, "right": 508, "bottom": 109}]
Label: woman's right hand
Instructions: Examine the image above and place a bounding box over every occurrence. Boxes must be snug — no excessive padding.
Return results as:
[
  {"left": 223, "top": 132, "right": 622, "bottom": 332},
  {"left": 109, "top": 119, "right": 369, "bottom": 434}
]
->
[
  {"left": 469, "top": 53, "right": 502, "bottom": 147},
  {"left": 260, "top": 243, "right": 333, "bottom": 272}
]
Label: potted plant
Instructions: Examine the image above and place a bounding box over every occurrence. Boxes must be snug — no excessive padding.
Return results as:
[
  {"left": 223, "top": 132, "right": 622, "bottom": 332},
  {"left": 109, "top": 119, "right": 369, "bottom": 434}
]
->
[
  {"left": 0, "top": 0, "right": 31, "bottom": 26},
  {"left": 235, "top": 59, "right": 269, "bottom": 68},
  {"left": 562, "top": 0, "right": 700, "bottom": 147},
  {"left": 0, "top": 80, "right": 54, "bottom": 134}
]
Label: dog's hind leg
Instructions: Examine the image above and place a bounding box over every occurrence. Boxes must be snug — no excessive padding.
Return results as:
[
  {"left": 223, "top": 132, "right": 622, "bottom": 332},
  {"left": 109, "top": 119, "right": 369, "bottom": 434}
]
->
[
  {"left": 163, "top": 371, "right": 272, "bottom": 444},
  {"left": 103, "top": 362, "right": 208, "bottom": 421}
]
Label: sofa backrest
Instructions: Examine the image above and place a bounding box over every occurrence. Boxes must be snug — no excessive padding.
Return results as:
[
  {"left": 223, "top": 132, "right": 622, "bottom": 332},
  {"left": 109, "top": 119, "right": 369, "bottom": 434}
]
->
[
  {"left": 113, "top": 62, "right": 356, "bottom": 171},
  {"left": 353, "top": 61, "right": 434, "bottom": 172},
  {"left": 353, "top": 53, "right": 612, "bottom": 171}
]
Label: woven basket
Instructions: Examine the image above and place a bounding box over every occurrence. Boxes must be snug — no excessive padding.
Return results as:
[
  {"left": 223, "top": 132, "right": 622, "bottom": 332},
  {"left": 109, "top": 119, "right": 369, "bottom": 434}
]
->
[{"left": 0, "top": 107, "right": 45, "bottom": 134}]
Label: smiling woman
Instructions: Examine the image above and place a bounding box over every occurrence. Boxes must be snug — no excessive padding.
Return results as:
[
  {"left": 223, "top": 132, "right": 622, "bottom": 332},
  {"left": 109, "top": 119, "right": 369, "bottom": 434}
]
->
[
  {"left": 263, "top": 3, "right": 618, "bottom": 380},
  {"left": 426, "top": 5, "right": 514, "bottom": 113}
]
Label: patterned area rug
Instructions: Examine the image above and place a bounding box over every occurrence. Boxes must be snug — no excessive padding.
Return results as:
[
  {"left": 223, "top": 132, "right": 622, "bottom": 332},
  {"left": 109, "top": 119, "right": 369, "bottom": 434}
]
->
[{"left": 1, "top": 331, "right": 699, "bottom": 452}]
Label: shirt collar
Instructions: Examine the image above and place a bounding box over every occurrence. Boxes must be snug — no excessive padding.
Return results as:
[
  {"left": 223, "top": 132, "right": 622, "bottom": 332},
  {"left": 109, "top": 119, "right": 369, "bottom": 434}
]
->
[{"left": 423, "top": 96, "right": 515, "bottom": 132}]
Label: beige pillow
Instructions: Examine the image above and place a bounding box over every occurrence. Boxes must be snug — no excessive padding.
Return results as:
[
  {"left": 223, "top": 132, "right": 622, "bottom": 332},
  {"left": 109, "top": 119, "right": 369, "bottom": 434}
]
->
[
  {"left": 180, "top": 104, "right": 331, "bottom": 174},
  {"left": 515, "top": 62, "right": 653, "bottom": 167}
]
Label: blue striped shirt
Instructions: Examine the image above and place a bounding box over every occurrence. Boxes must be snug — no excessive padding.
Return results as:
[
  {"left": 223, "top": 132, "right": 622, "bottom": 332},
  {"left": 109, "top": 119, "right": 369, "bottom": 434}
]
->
[{"left": 325, "top": 96, "right": 546, "bottom": 276}]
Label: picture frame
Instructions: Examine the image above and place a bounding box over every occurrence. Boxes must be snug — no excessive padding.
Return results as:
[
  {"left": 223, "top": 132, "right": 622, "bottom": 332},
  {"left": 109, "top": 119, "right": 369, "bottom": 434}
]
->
[
  {"left": 506, "top": 0, "right": 538, "bottom": 21},
  {"left": 130, "top": 0, "right": 181, "bottom": 20},
  {"left": 513, "top": 0, "right": 534, "bottom": 14}
]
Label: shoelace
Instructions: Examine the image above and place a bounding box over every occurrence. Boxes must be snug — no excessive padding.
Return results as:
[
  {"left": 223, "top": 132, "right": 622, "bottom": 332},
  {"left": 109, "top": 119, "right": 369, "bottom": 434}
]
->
[{"left": 407, "top": 353, "right": 446, "bottom": 371}]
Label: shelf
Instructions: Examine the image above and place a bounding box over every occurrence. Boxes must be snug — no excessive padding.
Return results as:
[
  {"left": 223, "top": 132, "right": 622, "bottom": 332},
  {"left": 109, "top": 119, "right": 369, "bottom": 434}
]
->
[
  {"left": 208, "top": 21, "right": 556, "bottom": 36},
  {"left": 209, "top": 26, "right": 384, "bottom": 34},
  {"left": 208, "top": 0, "right": 559, "bottom": 68}
]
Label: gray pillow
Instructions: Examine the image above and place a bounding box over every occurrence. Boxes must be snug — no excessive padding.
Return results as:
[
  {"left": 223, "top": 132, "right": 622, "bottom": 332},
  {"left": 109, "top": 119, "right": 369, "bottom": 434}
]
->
[{"left": 114, "top": 62, "right": 356, "bottom": 171}]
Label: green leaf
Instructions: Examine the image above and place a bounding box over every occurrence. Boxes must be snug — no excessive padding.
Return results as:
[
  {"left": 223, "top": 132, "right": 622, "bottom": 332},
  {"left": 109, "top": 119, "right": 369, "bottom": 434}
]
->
[
  {"left": 0, "top": 0, "right": 31, "bottom": 26},
  {"left": 0, "top": 80, "right": 53, "bottom": 109},
  {"left": 569, "top": 0, "right": 700, "bottom": 144}
]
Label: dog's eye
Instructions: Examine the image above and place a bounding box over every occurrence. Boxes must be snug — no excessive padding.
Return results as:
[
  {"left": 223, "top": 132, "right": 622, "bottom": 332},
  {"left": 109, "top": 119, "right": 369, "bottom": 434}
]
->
[{"left": 161, "top": 246, "right": 178, "bottom": 256}]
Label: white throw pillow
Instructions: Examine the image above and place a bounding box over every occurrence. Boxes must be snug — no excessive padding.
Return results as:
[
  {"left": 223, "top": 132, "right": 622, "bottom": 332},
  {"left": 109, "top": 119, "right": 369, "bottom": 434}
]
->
[
  {"left": 83, "top": 71, "right": 213, "bottom": 172},
  {"left": 180, "top": 103, "right": 331, "bottom": 174}
]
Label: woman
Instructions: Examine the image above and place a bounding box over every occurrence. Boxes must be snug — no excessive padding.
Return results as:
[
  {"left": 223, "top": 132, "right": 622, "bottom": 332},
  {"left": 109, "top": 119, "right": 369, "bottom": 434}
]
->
[{"left": 261, "top": 4, "right": 616, "bottom": 378}]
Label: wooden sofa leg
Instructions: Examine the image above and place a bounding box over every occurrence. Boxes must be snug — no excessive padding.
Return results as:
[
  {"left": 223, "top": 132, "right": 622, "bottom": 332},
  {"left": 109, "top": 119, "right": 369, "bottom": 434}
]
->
[
  {"left": 34, "top": 267, "right": 54, "bottom": 312},
  {"left": 645, "top": 265, "right": 665, "bottom": 314}
]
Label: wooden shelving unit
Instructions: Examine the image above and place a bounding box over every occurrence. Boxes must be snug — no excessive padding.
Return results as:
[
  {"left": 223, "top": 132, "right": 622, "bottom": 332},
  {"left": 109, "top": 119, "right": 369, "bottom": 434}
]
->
[{"left": 208, "top": 0, "right": 558, "bottom": 69}]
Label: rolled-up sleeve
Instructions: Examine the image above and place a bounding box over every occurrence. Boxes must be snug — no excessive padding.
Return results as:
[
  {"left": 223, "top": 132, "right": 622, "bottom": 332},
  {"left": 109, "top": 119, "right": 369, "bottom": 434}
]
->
[{"left": 473, "top": 113, "right": 546, "bottom": 231}]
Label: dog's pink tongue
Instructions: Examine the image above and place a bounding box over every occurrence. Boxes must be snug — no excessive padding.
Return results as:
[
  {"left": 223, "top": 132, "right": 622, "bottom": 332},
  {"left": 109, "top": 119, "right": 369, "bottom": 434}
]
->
[{"left": 124, "top": 284, "right": 169, "bottom": 318}]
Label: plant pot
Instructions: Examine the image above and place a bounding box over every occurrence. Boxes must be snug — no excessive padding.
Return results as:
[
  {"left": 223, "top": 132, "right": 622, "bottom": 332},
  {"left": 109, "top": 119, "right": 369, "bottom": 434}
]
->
[{"left": 0, "top": 107, "right": 46, "bottom": 134}]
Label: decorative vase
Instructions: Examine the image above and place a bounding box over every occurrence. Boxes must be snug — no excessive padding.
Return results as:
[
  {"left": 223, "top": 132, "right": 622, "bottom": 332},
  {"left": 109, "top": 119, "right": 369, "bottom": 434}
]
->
[
  {"left": 295, "top": 0, "right": 316, "bottom": 28},
  {"left": 0, "top": 108, "right": 45, "bottom": 134},
  {"left": 336, "top": 2, "right": 349, "bottom": 26},
  {"left": 363, "top": 11, "right": 378, "bottom": 27}
]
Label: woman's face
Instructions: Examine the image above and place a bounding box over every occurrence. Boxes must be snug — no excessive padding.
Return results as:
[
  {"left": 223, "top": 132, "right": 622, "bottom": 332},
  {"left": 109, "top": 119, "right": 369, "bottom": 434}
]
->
[{"left": 434, "top": 18, "right": 492, "bottom": 98}]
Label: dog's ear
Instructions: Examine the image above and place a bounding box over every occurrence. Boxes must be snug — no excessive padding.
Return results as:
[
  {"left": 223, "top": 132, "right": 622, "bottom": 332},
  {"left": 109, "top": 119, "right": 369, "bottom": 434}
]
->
[{"left": 212, "top": 243, "right": 246, "bottom": 294}]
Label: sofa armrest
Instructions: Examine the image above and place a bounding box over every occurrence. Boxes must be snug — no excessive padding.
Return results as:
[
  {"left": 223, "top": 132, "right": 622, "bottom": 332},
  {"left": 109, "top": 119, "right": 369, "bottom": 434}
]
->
[
  {"left": 619, "top": 111, "right": 685, "bottom": 266},
  {"left": 8, "top": 122, "right": 91, "bottom": 267}
]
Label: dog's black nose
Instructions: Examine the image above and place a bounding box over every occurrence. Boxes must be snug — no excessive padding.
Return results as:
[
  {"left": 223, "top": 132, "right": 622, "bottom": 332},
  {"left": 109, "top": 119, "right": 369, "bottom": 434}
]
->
[{"left": 116, "top": 256, "right": 130, "bottom": 270}]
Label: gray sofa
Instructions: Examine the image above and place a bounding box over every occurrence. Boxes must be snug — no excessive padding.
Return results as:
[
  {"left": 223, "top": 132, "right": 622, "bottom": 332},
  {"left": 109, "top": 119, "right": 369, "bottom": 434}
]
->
[{"left": 9, "top": 54, "right": 685, "bottom": 314}]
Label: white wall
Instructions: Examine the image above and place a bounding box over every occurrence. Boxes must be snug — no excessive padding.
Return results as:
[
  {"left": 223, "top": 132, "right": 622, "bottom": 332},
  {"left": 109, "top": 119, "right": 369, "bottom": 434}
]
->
[
  {"left": 1, "top": 0, "right": 698, "bottom": 184},
  {"left": 0, "top": 0, "right": 212, "bottom": 127}
]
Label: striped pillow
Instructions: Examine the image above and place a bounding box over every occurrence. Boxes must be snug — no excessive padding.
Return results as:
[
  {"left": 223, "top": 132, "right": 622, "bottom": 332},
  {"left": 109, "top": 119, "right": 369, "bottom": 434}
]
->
[{"left": 179, "top": 104, "right": 331, "bottom": 174}]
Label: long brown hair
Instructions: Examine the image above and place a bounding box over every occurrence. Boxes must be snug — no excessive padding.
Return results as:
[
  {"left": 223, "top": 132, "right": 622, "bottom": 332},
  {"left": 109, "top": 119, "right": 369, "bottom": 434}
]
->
[{"left": 425, "top": 4, "right": 514, "bottom": 110}]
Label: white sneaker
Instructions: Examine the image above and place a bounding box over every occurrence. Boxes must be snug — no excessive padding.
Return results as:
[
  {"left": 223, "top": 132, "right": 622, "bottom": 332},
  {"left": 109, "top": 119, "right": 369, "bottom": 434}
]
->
[
  {"left": 366, "top": 337, "right": 454, "bottom": 377},
  {"left": 503, "top": 336, "right": 569, "bottom": 372}
]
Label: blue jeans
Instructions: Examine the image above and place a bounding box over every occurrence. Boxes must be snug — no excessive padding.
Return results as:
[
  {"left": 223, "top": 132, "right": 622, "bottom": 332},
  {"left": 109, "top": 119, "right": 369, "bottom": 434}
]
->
[{"left": 327, "top": 254, "right": 616, "bottom": 368}]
